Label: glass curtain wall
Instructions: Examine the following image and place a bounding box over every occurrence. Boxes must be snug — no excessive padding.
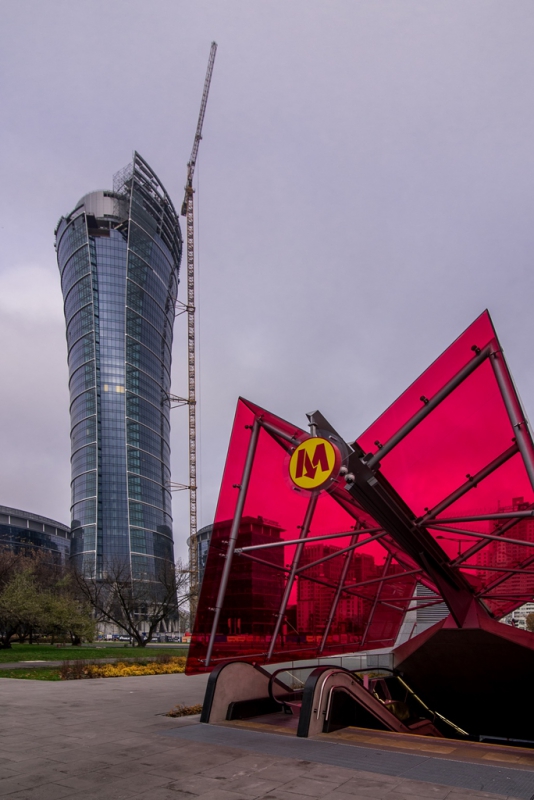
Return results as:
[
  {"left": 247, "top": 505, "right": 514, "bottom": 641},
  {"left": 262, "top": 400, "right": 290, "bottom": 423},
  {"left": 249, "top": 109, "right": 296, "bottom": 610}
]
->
[{"left": 55, "top": 153, "right": 182, "bottom": 578}]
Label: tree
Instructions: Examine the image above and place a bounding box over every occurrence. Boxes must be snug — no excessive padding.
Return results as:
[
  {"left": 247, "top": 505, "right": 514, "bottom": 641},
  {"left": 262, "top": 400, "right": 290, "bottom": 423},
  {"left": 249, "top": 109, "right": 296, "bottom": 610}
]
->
[
  {"left": 0, "top": 569, "right": 42, "bottom": 648},
  {"left": 71, "top": 558, "right": 190, "bottom": 647},
  {"left": 0, "top": 548, "right": 27, "bottom": 648},
  {"left": 525, "top": 612, "right": 534, "bottom": 632},
  {"left": 0, "top": 549, "right": 95, "bottom": 648}
]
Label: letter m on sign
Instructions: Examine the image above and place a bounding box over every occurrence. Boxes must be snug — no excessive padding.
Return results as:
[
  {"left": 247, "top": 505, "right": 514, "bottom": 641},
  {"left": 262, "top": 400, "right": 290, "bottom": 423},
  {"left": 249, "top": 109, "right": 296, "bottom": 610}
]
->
[{"left": 295, "top": 442, "right": 329, "bottom": 479}]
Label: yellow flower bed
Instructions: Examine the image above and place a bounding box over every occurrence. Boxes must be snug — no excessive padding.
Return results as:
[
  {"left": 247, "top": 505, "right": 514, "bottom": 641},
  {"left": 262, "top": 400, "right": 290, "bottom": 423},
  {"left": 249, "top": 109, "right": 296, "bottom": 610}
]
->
[{"left": 87, "top": 657, "right": 186, "bottom": 678}]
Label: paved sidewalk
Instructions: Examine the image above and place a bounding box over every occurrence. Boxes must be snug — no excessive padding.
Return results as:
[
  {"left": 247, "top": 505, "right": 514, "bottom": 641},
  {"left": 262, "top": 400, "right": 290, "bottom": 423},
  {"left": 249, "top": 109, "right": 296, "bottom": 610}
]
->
[{"left": 0, "top": 674, "right": 531, "bottom": 800}]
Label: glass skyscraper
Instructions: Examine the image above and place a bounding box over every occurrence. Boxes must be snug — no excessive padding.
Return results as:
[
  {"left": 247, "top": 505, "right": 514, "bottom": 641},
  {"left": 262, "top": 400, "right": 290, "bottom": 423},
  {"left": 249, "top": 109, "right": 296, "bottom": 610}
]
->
[{"left": 55, "top": 153, "right": 182, "bottom": 578}]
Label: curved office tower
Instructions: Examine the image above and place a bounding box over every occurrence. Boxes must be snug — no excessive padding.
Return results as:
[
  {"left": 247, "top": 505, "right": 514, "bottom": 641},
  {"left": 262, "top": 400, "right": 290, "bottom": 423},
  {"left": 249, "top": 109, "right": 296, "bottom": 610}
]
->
[{"left": 55, "top": 153, "right": 182, "bottom": 578}]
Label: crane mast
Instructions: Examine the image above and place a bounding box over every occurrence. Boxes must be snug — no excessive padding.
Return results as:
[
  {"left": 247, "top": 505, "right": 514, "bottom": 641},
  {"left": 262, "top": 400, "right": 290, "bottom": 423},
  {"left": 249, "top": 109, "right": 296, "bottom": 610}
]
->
[{"left": 181, "top": 42, "right": 217, "bottom": 618}]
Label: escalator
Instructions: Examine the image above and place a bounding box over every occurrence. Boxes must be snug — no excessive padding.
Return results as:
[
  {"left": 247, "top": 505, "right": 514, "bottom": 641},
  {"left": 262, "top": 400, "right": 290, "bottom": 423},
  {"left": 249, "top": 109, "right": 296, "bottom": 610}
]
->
[
  {"left": 202, "top": 660, "right": 467, "bottom": 740},
  {"left": 270, "top": 665, "right": 466, "bottom": 739}
]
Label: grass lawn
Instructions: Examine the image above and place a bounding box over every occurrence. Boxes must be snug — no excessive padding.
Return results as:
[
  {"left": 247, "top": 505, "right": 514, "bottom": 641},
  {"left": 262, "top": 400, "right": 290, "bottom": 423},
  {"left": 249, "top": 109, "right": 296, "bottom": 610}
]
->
[
  {"left": 0, "top": 668, "right": 61, "bottom": 680},
  {"left": 0, "top": 643, "right": 188, "bottom": 663}
]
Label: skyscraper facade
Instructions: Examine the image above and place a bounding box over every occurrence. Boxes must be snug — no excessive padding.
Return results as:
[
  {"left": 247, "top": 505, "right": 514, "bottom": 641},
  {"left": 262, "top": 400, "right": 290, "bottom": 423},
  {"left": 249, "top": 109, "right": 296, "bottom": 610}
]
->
[{"left": 56, "top": 153, "right": 182, "bottom": 579}]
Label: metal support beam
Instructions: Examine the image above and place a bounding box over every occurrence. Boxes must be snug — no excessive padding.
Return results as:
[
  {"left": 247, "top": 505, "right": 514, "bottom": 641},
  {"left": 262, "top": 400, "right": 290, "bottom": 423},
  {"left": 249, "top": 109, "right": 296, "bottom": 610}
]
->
[
  {"left": 237, "top": 549, "right": 410, "bottom": 609},
  {"left": 318, "top": 530, "right": 360, "bottom": 654},
  {"left": 490, "top": 349, "right": 534, "bottom": 493},
  {"left": 205, "top": 418, "right": 260, "bottom": 666},
  {"left": 464, "top": 563, "right": 534, "bottom": 576},
  {"left": 450, "top": 516, "right": 526, "bottom": 566},
  {"left": 267, "top": 493, "right": 318, "bottom": 660},
  {"left": 478, "top": 593, "right": 534, "bottom": 600},
  {"left": 378, "top": 595, "right": 434, "bottom": 604},
  {"left": 360, "top": 554, "right": 392, "bottom": 647},
  {"left": 427, "top": 523, "right": 534, "bottom": 550},
  {"left": 260, "top": 420, "right": 303, "bottom": 447},
  {"left": 418, "top": 443, "right": 519, "bottom": 524},
  {"left": 236, "top": 550, "right": 376, "bottom": 600},
  {"left": 345, "top": 451, "right": 476, "bottom": 625},
  {"left": 366, "top": 343, "right": 494, "bottom": 469},
  {"left": 235, "top": 527, "right": 383, "bottom": 554},
  {"left": 476, "top": 549, "right": 534, "bottom": 597},
  {"left": 428, "top": 510, "right": 534, "bottom": 523},
  {"left": 294, "top": 531, "right": 387, "bottom": 574},
  {"left": 343, "top": 568, "right": 421, "bottom": 591}
]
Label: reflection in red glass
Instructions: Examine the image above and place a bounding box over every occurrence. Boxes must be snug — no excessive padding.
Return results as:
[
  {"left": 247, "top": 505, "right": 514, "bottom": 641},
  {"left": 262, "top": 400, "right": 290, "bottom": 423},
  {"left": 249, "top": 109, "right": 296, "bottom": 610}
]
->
[{"left": 187, "top": 311, "right": 534, "bottom": 675}]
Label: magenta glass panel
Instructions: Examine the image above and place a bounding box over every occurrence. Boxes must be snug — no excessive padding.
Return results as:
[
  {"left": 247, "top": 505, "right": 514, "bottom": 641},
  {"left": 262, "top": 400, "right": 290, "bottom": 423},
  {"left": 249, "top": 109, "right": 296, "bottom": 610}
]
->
[
  {"left": 187, "top": 311, "right": 534, "bottom": 675},
  {"left": 358, "top": 311, "right": 498, "bottom": 458},
  {"left": 187, "top": 399, "right": 415, "bottom": 674},
  {"left": 357, "top": 310, "right": 534, "bottom": 619}
]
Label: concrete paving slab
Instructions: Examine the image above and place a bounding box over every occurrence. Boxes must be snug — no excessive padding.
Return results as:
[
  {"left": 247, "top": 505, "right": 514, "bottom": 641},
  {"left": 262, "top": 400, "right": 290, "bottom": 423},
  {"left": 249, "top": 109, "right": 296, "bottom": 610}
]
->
[
  {"left": 0, "top": 673, "right": 531, "bottom": 800},
  {"left": 281, "top": 777, "right": 352, "bottom": 796},
  {"left": 165, "top": 723, "right": 534, "bottom": 799},
  {"left": 5, "top": 783, "right": 76, "bottom": 800}
]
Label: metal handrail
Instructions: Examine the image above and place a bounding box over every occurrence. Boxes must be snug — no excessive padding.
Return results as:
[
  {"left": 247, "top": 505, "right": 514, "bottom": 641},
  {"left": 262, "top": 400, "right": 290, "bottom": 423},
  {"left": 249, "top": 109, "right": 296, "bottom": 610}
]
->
[
  {"left": 324, "top": 682, "right": 399, "bottom": 725},
  {"left": 266, "top": 665, "right": 318, "bottom": 712},
  {"left": 267, "top": 663, "right": 467, "bottom": 737},
  {"left": 291, "top": 664, "right": 467, "bottom": 737}
]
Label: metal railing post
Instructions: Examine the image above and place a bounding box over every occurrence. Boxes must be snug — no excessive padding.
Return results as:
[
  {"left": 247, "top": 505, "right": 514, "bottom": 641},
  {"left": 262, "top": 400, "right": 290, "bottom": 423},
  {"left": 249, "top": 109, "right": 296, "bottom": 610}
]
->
[
  {"left": 205, "top": 418, "right": 261, "bottom": 666},
  {"left": 267, "top": 492, "right": 318, "bottom": 660}
]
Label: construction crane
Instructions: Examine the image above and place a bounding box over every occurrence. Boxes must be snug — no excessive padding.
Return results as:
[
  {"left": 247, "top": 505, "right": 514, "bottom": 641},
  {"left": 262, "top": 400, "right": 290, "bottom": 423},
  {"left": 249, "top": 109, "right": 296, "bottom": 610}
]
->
[{"left": 176, "top": 41, "right": 217, "bottom": 618}]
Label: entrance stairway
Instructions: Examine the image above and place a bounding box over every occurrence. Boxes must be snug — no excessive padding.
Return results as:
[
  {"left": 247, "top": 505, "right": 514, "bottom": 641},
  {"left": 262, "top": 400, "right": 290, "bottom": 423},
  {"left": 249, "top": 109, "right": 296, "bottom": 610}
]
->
[{"left": 200, "top": 661, "right": 466, "bottom": 740}]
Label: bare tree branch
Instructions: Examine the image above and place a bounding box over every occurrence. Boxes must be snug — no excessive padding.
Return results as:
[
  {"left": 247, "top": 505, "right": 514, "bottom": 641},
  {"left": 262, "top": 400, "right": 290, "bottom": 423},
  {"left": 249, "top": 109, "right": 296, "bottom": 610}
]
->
[{"left": 71, "top": 558, "right": 190, "bottom": 646}]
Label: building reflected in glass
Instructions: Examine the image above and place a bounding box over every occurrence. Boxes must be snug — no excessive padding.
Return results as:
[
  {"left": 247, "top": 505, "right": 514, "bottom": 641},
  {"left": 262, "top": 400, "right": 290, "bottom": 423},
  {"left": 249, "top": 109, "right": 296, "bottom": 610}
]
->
[{"left": 55, "top": 153, "right": 182, "bottom": 578}]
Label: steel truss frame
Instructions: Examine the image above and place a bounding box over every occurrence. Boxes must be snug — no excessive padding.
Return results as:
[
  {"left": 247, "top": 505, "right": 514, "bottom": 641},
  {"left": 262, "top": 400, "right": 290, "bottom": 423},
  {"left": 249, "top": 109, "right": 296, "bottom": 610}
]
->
[{"left": 202, "top": 324, "right": 534, "bottom": 666}]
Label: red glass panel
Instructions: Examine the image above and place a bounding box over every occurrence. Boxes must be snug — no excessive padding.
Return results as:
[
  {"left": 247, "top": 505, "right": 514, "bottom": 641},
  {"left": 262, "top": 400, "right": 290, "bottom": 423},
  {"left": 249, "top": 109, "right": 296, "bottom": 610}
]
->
[
  {"left": 187, "top": 311, "right": 534, "bottom": 675},
  {"left": 358, "top": 311, "right": 498, "bottom": 458},
  {"left": 357, "top": 310, "right": 534, "bottom": 619},
  {"left": 186, "top": 400, "right": 414, "bottom": 674}
]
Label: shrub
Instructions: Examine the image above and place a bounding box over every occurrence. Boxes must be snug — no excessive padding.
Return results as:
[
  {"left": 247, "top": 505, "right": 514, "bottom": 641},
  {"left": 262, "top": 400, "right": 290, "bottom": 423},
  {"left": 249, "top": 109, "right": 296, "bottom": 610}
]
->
[
  {"left": 59, "top": 656, "right": 186, "bottom": 679},
  {"left": 59, "top": 660, "right": 94, "bottom": 680},
  {"left": 89, "top": 657, "right": 185, "bottom": 677},
  {"left": 167, "top": 704, "right": 203, "bottom": 717}
]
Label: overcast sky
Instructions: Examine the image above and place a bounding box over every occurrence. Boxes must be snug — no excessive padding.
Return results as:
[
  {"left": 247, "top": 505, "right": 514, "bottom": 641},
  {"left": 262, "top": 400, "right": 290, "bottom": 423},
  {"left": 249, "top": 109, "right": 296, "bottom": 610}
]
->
[{"left": 1, "top": 1, "right": 534, "bottom": 560}]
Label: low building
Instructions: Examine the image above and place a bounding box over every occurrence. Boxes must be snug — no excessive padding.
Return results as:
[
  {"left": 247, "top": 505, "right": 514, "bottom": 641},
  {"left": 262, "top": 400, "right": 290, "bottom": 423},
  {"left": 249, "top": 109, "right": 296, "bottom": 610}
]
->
[
  {"left": 502, "top": 601, "right": 534, "bottom": 629},
  {"left": 0, "top": 505, "right": 71, "bottom": 564}
]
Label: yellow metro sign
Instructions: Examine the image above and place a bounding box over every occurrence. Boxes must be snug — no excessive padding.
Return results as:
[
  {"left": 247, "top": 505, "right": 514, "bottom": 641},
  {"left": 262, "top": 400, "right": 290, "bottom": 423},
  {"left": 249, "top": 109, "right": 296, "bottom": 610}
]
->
[{"left": 289, "top": 437, "right": 341, "bottom": 491}]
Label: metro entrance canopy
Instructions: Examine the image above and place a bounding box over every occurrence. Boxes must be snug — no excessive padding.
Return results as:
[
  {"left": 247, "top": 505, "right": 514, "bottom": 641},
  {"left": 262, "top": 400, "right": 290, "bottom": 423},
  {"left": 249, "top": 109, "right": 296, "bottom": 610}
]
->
[{"left": 186, "top": 311, "right": 534, "bottom": 675}]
